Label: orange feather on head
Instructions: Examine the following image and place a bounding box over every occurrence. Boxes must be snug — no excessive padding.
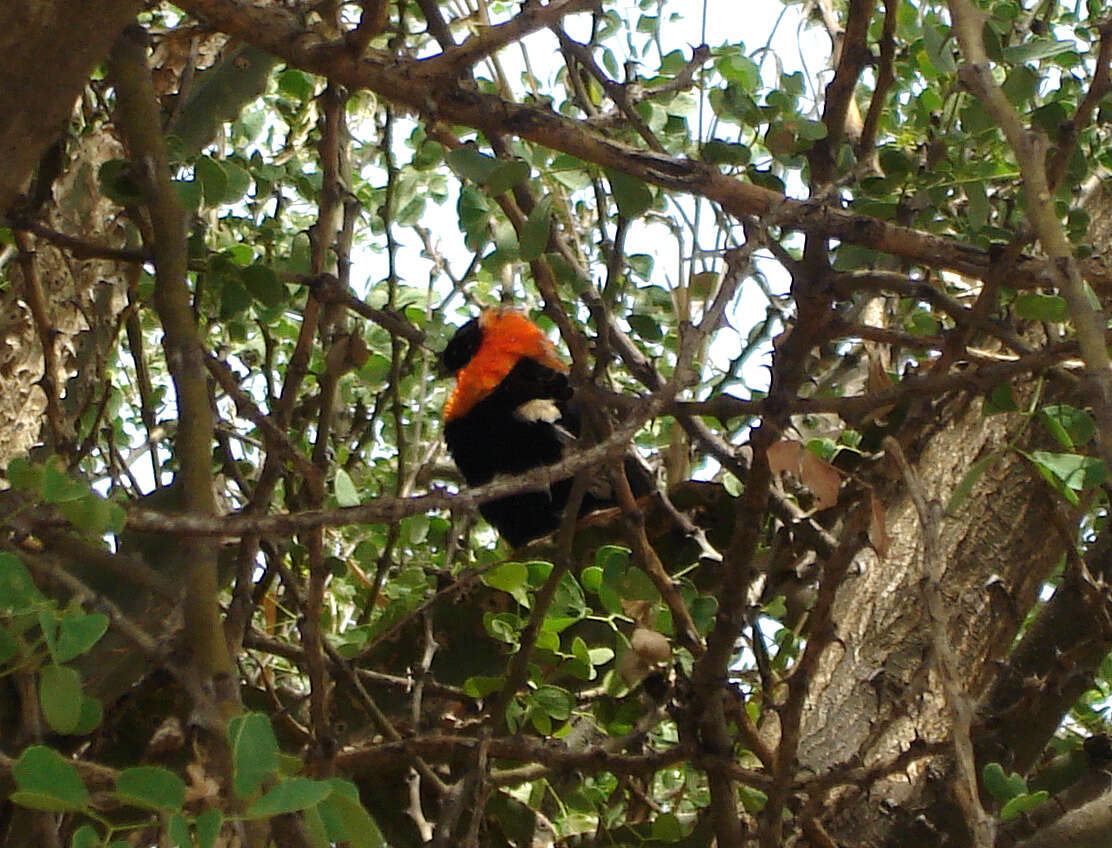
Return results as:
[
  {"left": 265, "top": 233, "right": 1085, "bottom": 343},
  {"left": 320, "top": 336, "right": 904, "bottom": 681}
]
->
[{"left": 443, "top": 309, "right": 567, "bottom": 421}]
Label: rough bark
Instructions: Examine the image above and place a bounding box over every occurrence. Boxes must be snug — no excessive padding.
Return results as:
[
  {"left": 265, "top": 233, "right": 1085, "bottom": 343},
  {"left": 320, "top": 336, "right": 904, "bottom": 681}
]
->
[
  {"left": 799, "top": 394, "right": 1065, "bottom": 846},
  {"left": 0, "top": 132, "right": 130, "bottom": 464}
]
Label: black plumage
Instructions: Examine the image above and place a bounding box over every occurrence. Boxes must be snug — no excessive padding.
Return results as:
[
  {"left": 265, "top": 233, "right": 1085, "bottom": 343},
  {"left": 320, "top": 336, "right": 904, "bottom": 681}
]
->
[{"left": 441, "top": 311, "right": 652, "bottom": 546}]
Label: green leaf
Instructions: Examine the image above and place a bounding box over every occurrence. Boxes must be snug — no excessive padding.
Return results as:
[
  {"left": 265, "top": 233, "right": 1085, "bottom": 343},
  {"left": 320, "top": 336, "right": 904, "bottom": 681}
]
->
[
  {"left": 40, "top": 664, "right": 84, "bottom": 734},
  {"left": 518, "top": 197, "right": 553, "bottom": 261},
  {"left": 0, "top": 553, "right": 44, "bottom": 611},
  {"left": 334, "top": 468, "right": 360, "bottom": 507},
  {"left": 457, "top": 184, "right": 492, "bottom": 249},
  {"left": 318, "top": 780, "right": 387, "bottom": 848},
  {"left": 795, "top": 118, "right": 829, "bottom": 141},
  {"left": 596, "top": 545, "right": 631, "bottom": 572},
  {"left": 922, "top": 24, "right": 957, "bottom": 74},
  {"left": 221, "top": 160, "right": 252, "bottom": 204},
  {"left": 605, "top": 168, "right": 653, "bottom": 218},
  {"left": 167, "top": 813, "right": 191, "bottom": 848},
  {"left": 702, "top": 140, "right": 751, "bottom": 166},
  {"left": 195, "top": 156, "right": 228, "bottom": 207},
  {"left": 246, "top": 777, "right": 332, "bottom": 818},
  {"left": 70, "top": 825, "right": 100, "bottom": 848},
  {"left": 7, "top": 457, "right": 44, "bottom": 492},
  {"left": 1002, "top": 65, "right": 1039, "bottom": 106},
  {"left": 71, "top": 696, "right": 103, "bottom": 735},
  {"left": 228, "top": 712, "right": 280, "bottom": 797},
  {"left": 174, "top": 178, "right": 203, "bottom": 212},
  {"left": 97, "top": 160, "right": 145, "bottom": 206},
  {"left": 982, "top": 761, "right": 1025, "bottom": 801},
  {"left": 1014, "top": 293, "right": 1068, "bottom": 322},
  {"left": 652, "top": 812, "right": 686, "bottom": 841},
  {"left": 628, "top": 253, "right": 654, "bottom": 279},
  {"left": 303, "top": 804, "right": 332, "bottom": 848},
  {"left": 60, "top": 494, "right": 116, "bottom": 536},
  {"left": 0, "top": 625, "right": 18, "bottom": 664},
  {"left": 739, "top": 785, "right": 768, "bottom": 812},
  {"left": 716, "top": 52, "right": 760, "bottom": 87},
  {"left": 1002, "top": 39, "right": 1074, "bottom": 63},
  {"left": 530, "top": 709, "right": 552, "bottom": 735},
  {"left": 530, "top": 685, "right": 572, "bottom": 720},
  {"left": 629, "top": 313, "right": 663, "bottom": 342},
  {"left": 220, "top": 276, "right": 253, "bottom": 319},
  {"left": 241, "top": 264, "right": 286, "bottom": 307},
  {"left": 484, "top": 160, "right": 530, "bottom": 196},
  {"left": 580, "top": 566, "right": 603, "bottom": 594},
  {"left": 1028, "top": 450, "right": 1106, "bottom": 492},
  {"left": 1000, "top": 791, "right": 1048, "bottom": 821},
  {"left": 53, "top": 610, "right": 108, "bottom": 663},
  {"left": 763, "top": 595, "right": 788, "bottom": 621},
  {"left": 571, "top": 635, "right": 591, "bottom": 665},
  {"left": 42, "top": 462, "right": 88, "bottom": 503},
  {"left": 906, "top": 310, "right": 941, "bottom": 336},
  {"left": 550, "top": 154, "right": 591, "bottom": 190},
  {"left": 196, "top": 808, "right": 224, "bottom": 848},
  {"left": 984, "top": 383, "right": 1019, "bottom": 414},
  {"left": 1038, "top": 404, "right": 1094, "bottom": 450},
  {"left": 11, "top": 746, "right": 90, "bottom": 812},
  {"left": 462, "top": 675, "right": 504, "bottom": 698},
  {"left": 482, "top": 561, "right": 530, "bottom": 606},
  {"left": 278, "top": 68, "right": 315, "bottom": 100},
  {"left": 115, "top": 766, "right": 187, "bottom": 811},
  {"left": 446, "top": 147, "right": 500, "bottom": 183},
  {"left": 589, "top": 646, "right": 614, "bottom": 665},
  {"left": 484, "top": 610, "right": 520, "bottom": 644}
]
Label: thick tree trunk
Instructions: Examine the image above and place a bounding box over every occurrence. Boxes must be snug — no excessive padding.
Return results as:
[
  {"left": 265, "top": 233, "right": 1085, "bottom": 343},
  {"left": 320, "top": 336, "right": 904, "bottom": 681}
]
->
[{"left": 801, "top": 392, "right": 1065, "bottom": 846}]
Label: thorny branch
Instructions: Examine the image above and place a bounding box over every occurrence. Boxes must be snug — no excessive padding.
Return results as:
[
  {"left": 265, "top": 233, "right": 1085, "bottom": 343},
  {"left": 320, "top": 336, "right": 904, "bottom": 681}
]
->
[{"left": 174, "top": 0, "right": 1112, "bottom": 291}]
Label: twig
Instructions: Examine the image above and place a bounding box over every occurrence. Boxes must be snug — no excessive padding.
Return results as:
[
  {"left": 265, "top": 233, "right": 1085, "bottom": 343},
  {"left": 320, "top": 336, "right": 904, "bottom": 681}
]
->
[
  {"left": 421, "top": 0, "right": 597, "bottom": 77},
  {"left": 172, "top": 0, "right": 1112, "bottom": 290},
  {"left": 13, "top": 231, "right": 67, "bottom": 453},
  {"left": 858, "top": 0, "right": 897, "bottom": 161},
  {"left": 553, "top": 28, "right": 664, "bottom": 153},
  {"left": 307, "top": 273, "right": 427, "bottom": 346},
  {"left": 204, "top": 354, "right": 322, "bottom": 488},
  {"left": 950, "top": 0, "right": 1112, "bottom": 475},
  {"left": 345, "top": 0, "right": 390, "bottom": 56},
  {"left": 811, "top": 0, "right": 876, "bottom": 183},
  {"left": 7, "top": 218, "right": 149, "bottom": 264},
  {"left": 6, "top": 542, "right": 164, "bottom": 657},
  {"left": 1046, "top": 18, "right": 1112, "bottom": 191}
]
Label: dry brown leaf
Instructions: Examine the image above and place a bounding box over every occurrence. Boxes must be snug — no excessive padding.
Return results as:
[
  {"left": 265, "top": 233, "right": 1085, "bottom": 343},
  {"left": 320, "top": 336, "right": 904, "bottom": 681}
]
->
[
  {"left": 767, "top": 438, "right": 804, "bottom": 477},
  {"left": 863, "top": 346, "right": 897, "bottom": 423},
  {"left": 799, "top": 449, "right": 842, "bottom": 510},
  {"left": 263, "top": 590, "right": 277, "bottom": 631},
  {"left": 868, "top": 490, "right": 890, "bottom": 560},
  {"left": 768, "top": 438, "right": 842, "bottom": 510}
]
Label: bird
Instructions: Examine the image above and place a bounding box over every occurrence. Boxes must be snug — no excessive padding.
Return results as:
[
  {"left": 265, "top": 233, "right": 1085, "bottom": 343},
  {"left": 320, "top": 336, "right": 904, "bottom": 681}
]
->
[{"left": 440, "top": 307, "right": 652, "bottom": 546}]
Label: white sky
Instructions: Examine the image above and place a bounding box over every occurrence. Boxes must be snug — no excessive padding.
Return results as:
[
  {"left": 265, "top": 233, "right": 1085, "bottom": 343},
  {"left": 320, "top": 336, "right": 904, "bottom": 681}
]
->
[{"left": 350, "top": 0, "right": 830, "bottom": 396}]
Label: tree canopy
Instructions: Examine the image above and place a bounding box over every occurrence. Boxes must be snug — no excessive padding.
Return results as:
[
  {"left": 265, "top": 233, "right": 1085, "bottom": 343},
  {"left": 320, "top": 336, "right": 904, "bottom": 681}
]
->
[{"left": 1, "top": 1, "right": 1112, "bottom": 847}]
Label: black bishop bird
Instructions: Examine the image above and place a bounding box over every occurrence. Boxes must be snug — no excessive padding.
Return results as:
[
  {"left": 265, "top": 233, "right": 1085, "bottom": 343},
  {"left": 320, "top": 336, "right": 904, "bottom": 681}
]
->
[{"left": 440, "top": 307, "right": 653, "bottom": 546}]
